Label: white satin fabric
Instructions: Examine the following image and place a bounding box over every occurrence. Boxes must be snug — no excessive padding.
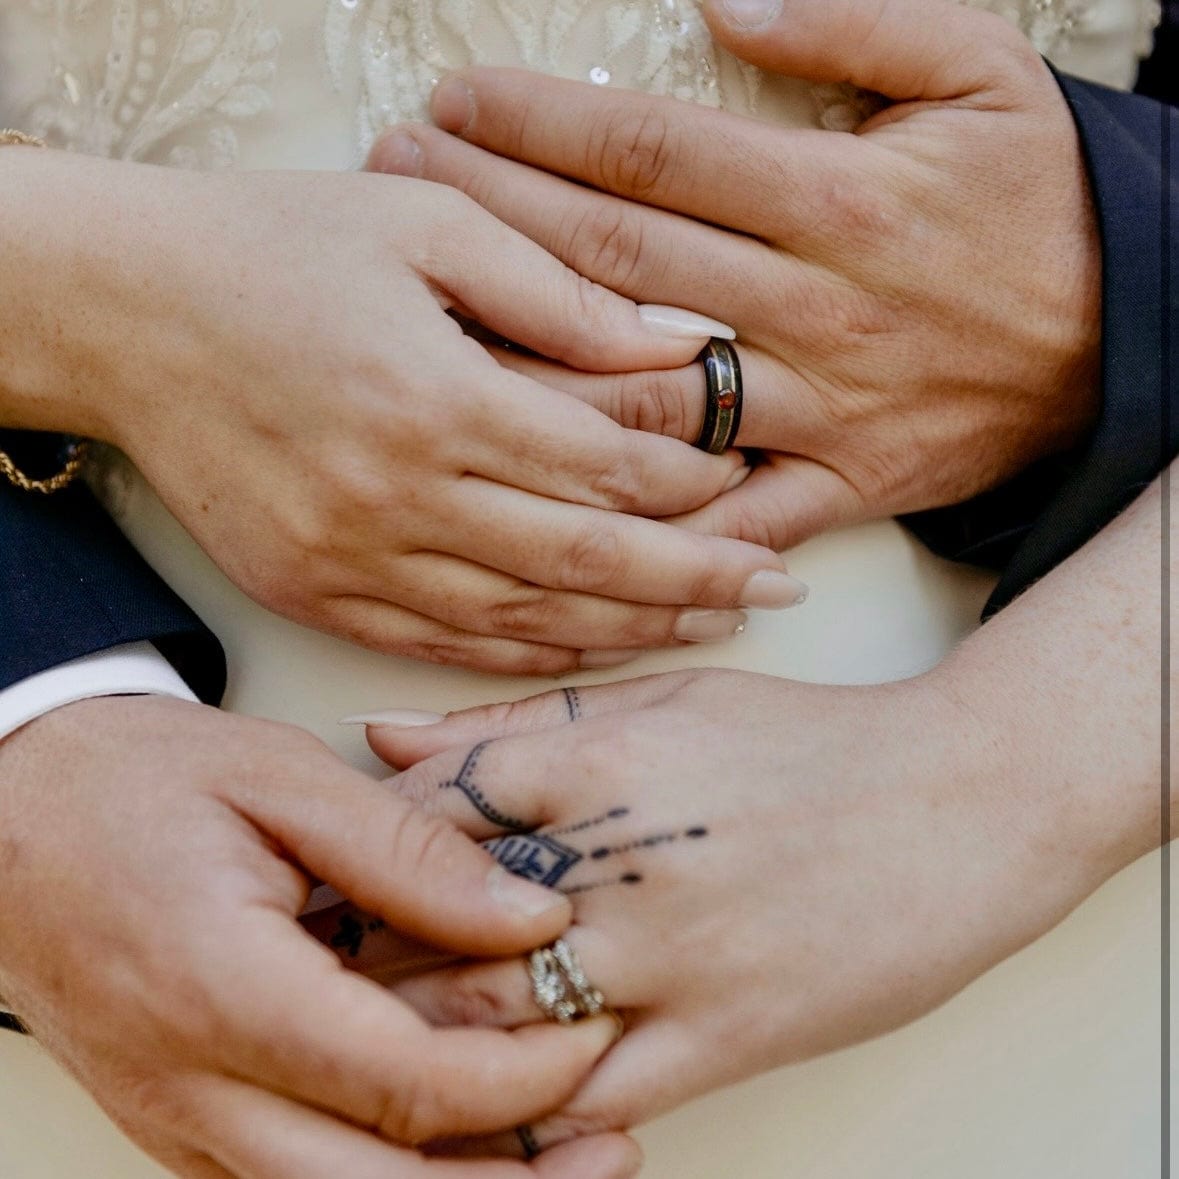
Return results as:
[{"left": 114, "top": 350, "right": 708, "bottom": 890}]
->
[{"left": 0, "top": 2, "right": 1166, "bottom": 1178}]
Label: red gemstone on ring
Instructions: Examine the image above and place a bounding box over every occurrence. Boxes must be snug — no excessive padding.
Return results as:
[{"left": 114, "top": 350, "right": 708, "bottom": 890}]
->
[{"left": 717, "top": 392, "right": 737, "bottom": 410}]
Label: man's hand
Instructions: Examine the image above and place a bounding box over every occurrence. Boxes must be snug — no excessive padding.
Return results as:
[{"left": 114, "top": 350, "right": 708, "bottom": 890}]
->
[
  {"left": 0, "top": 698, "right": 641, "bottom": 1179},
  {"left": 368, "top": 0, "right": 1101, "bottom": 550}
]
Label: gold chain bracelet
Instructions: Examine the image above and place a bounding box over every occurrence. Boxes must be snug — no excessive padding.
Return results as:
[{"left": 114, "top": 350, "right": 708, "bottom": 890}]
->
[{"left": 0, "top": 128, "right": 90, "bottom": 494}]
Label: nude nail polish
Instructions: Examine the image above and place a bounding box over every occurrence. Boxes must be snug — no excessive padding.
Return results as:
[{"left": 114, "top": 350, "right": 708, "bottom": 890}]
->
[
  {"left": 739, "top": 570, "right": 809, "bottom": 609},
  {"left": 431, "top": 76, "right": 475, "bottom": 133},
  {"left": 338, "top": 709, "right": 446, "bottom": 727},
  {"left": 638, "top": 304, "right": 736, "bottom": 341},
  {"left": 673, "top": 609, "right": 748, "bottom": 642}
]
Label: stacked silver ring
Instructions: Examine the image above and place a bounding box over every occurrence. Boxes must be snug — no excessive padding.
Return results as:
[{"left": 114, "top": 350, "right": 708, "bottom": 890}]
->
[{"left": 528, "top": 938, "right": 607, "bottom": 1024}]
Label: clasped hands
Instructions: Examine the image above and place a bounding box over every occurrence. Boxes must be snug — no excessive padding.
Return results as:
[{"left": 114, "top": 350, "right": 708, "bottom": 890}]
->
[{"left": 369, "top": 0, "right": 1101, "bottom": 552}]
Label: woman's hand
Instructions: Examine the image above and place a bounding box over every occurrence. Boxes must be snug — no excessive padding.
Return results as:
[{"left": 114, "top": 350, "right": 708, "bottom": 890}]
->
[
  {"left": 318, "top": 468, "right": 1163, "bottom": 1154},
  {"left": 353, "top": 664, "right": 1115, "bottom": 1152},
  {"left": 0, "top": 696, "right": 644, "bottom": 1179},
  {"left": 0, "top": 152, "right": 797, "bottom": 675},
  {"left": 367, "top": 0, "right": 1100, "bottom": 550}
]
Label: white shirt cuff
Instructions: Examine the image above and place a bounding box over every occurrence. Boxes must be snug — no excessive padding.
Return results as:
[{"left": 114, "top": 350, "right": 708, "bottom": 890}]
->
[{"left": 0, "top": 641, "right": 199, "bottom": 741}]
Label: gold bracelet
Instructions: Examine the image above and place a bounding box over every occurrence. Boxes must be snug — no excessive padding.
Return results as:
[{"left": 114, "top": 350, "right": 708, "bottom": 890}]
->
[{"left": 0, "top": 128, "right": 90, "bottom": 494}]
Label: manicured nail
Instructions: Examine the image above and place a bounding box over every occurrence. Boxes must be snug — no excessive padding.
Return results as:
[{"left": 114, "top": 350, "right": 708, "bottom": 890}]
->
[
  {"left": 579, "top": 648, "right": 645, "bottom": 669},
  {"left": 486, "top": 865, "right": 568, "bottom": 917},
  {"left": 339, "top": 709, "right": 446, "bottom": 727},
  {"left": 638, "top": 304, "right": 736, "bottom": 341},
  {"left": 374, "top": 129, "right": 422, "bottom": 176},
  {"left": 723, "top": 464, "right": 751, "bottom": 492},
  {"left": 720, "top": 0, "right": 783, "bottom": 29},
  {"left": 739, "top": 570, "right": 809, "bottom": 609},
  {"left": 674, "top": 609, "right": 747, "bottom": 642},
  {"left": 431, "top": 76, "right": 475, "bottom": 133}
]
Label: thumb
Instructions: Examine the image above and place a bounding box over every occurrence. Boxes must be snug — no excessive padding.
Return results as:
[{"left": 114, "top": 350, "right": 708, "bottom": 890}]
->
[
  {"left": 241, "top": 751, "right": 571, "bottom": 955},
  {"left": 702, "top": 0, "right": 1037, "bottom": 104},
  {"left": 667, "top": 455, "right": 862, "bottom": 552}
]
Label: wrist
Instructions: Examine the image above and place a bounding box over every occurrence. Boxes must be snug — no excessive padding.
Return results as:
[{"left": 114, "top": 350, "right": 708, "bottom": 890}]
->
[
  {"left": 922, "top": 623, "right": 1156, "bottom": 902},
  {"left": 0, "top": 148, "right": 152, "bottom": 440}
]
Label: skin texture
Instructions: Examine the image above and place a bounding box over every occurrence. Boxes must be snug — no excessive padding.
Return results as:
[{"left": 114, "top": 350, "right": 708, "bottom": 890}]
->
[
  {"left": 367, "top": 0, "right": 1102, "bottom": 552},
  {"left": 0, "top": 697, "right": 647, "bottom": 1179},
  {"left": 0, "top": 149, "right": 791, "bottom": 675},
  {"left": 353, "top": 467, "right": 1168, "bottom": 1157}
]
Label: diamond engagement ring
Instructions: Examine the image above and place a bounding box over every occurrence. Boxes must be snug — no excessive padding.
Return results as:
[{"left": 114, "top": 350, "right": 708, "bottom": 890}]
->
[{"left": 528, "top": 938, "right": 607, "bottom": 1024}]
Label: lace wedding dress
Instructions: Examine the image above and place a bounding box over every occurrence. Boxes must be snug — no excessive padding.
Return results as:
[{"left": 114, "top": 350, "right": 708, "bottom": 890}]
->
[{"left": 0, "top": 5, "right": 1163, "bottom": 1178}]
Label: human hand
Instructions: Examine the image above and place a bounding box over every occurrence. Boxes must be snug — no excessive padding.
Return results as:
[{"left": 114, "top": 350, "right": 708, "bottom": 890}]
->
[
  {"left": 367, "top": 0, "right": 1101, "bottom": 550},
  {"left": 352, "top": 667, "right": 1116, "bottom": 1152},
  {"left": 0, "top": 152, "right": 798, "bottom": 675},
  {"left": 0, "top": 697, "right": 642, "bottom": 1179}
]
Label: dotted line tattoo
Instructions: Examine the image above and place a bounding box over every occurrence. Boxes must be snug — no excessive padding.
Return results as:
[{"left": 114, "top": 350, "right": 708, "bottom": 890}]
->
[
  {"left": 563, "top": 687, "right": 583, "bottom": 721},
  {"left": 440, "top": 741, "right": 528, "bottom": 832}
]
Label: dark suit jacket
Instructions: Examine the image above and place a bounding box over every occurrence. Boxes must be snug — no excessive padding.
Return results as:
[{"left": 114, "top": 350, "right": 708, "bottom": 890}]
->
[{"left": 1, "top": 54, "right": 1175, "bottom": 697}]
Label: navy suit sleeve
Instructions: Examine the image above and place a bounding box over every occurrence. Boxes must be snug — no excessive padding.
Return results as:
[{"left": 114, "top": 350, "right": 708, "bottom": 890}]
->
[
  {"left": 904, "top": 66, "right": 1177, "bottom": 615},
  {"left": 0, "top": 430, "right": 226, "bottom": 704}
]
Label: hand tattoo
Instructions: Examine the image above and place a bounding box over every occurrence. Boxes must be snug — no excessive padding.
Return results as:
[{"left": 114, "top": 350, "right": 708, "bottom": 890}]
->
[{"left": 329, "top": 912, "right": 387, "bottom": 958}]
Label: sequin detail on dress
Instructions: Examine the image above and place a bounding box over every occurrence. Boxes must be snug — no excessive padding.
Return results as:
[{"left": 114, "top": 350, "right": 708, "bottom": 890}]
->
[
  {"left": 322, "top": 0, "right": 765, "bottom": 152},
  {"left": 24, "top": 0, "right": 280, "bottom": 165}
]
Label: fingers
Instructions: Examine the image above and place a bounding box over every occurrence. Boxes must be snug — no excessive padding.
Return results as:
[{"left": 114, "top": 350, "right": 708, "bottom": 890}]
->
[
  {"left": 235, "top": 746, "right": 572, "bottom": 955},
  {"left": 392, "top": 926, "right": 643, "bottom": 1028},
  {"left": 425, "top": 69, "right": 865, "bottom": 237},
  {"left": 221, "top": 916, "right": 624, "bottom": 1145},
  {"left": 665, "top": 455, "right": 864, "bottom": 552},
  {"left": 426, "top": 183, "right": 726, "bottom": 372},
  {"left": 429, "top": 68, "right": 872, "bottom": 239},
  {"left": 458, "top": 365, "right": 749, "bottom": 518},
  {"left": 356, "top": 676, "right": 685, "bottom": 770},
  {"left": 320, "top": 594, "right": 592, "bottom": 676},
  {"left": 701, "top": 0, "right": 1040, "bottom": 105},
  {"left": 191, "top": 1074, "right": 643, "bottom": 1178},
  {"left": 369, "top": 124, "right": 770, "bottom": 318},
  {"left": 371, "top": 551, "right": 747, "bottom": 653},
  {"left": 486, "top": 344, "right": 826, "bottom": 451},
  {"left": 443, "top": 477, "right": 801, "bottom": 610}
]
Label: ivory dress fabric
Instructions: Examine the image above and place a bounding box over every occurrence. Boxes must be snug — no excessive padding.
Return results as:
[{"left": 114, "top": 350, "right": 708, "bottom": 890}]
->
[{"left": 0, "top": 3, "right": 1166, "bottom": 1179}]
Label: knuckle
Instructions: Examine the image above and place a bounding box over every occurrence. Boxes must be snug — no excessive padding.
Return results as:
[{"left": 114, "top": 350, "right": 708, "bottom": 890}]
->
[
  {"left": 583, "top": 449, "right": 643, "bottom": 512},
  {"left": 626, "top": 369, "right": 693, "bottom": 440},
  {"left": 557, "top": 524, "right": 631, "bottom": 593},
  {"left": 485, "top": 584, "right": 562, "bottom": 641},
  {"left": 373, "top": 1062, "right": 434, "bottom": 1144},
  {"left": 591, "top": 107, "right": 680, "bottom": 201},
  {"left": 112, "top": 1074, "right": 198, "bottom": 1140},
  {"left": 439, "top": 976, "right": 518, "bottom": 1027},
  {"left": 567, "top": 202, "right": 648, "bottom": 293}
]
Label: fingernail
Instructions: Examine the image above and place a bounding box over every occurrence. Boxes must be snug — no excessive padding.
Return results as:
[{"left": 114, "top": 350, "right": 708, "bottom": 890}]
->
[
  {"left": 723, "top": 464, "right": 751, "bottom": 492},
  {"left": 486, "top": 865, "right": 568, "bottom": 917},
  {"left": 739, "top": 570, "right": 809, "bottom": 609},
  {"left": 431, "top": 76, "right": 475, "bottom": 134},
  {"left": 674, "top": 609, "right": 747, "bottom": 642},
  {"left": 374, "top": 129, "right": 422, "bottom": 176},
  {"left": 720, "top": 0, "right": 783, "bottom": 29},
  {"left": 579, "top": 648, "right": 645, "bottom": 669},
  {"left": 638, "top": 304, "right": 736, "bottom": 341},
  {"left": 339, "top": 709, "right": 446, "bottom": 727}
]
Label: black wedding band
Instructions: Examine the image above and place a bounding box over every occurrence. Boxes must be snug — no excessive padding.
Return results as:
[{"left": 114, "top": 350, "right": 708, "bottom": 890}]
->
[{"left": 694, "top": 339, "right": 743, "bottom": 454}]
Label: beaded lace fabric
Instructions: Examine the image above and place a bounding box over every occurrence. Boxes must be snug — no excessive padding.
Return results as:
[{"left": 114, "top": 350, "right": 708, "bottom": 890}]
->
[{"left": 0, "top": 0, "right": 1162, "bottom": 171}]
